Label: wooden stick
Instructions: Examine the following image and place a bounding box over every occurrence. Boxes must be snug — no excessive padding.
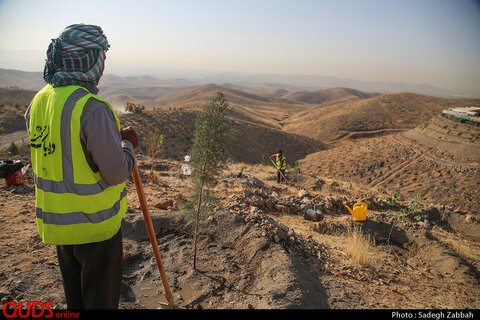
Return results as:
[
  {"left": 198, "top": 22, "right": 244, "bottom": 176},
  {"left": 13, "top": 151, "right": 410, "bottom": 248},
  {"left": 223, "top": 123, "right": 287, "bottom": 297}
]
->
[
  {"left": 132, "top": 165, "right": 175, "bottom": 309},
  {"left": 270, "top": 158, "right": 288, "bottom": 182}
]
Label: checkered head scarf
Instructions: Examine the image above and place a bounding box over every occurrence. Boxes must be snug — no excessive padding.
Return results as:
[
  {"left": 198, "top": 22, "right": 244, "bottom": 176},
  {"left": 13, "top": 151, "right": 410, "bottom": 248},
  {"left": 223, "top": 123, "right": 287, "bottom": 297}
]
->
[{"left": 43, "top": 24, "right": 110, "bottom": 88}]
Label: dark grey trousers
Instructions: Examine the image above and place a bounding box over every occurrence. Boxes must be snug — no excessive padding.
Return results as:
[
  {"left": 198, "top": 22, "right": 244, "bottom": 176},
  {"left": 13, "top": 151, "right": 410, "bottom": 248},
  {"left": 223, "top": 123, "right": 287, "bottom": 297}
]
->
[{"left": 56, "top": 229, "right": 123, "bottom": 309}]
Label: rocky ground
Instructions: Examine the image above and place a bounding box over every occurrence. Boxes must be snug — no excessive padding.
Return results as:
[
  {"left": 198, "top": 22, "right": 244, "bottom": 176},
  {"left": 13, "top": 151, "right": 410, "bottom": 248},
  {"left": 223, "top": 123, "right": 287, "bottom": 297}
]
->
[
  {"left": 301, "top": 116, "right": 480, "bottom": 229},
  {"left": 1, "top": 155, "right": 479, "bottom": 310}
]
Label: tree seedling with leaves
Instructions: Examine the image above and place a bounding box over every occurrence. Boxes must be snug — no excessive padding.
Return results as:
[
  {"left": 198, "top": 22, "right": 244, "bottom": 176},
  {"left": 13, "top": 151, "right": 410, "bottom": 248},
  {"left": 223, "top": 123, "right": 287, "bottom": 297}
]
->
[
  {"left": 396, "top": 194, "right": 427, "bottom": 222},
  {"left": 188, "top": 92, "right": 234, "bottom": 270},
  {"left": 387, "top": 192, "right": 428, "bottom": 243}
]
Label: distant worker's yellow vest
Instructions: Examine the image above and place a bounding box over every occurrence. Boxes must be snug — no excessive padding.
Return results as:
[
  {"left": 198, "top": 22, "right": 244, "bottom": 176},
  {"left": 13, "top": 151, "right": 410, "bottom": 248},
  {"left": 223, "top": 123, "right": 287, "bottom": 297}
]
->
[
  {"left": 26, "top": 84, "right": 127, "bottom": 245},
  {"left": 276, "top": 154, "right": 286, "bottom": 170}
]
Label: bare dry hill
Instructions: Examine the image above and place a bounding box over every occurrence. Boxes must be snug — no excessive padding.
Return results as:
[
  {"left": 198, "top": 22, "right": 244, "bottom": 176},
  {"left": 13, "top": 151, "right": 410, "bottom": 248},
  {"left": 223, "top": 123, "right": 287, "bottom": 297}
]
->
[
  {"left": 138, "top": 84, "right": 311, "bottom": 129},
  {"left": 283, "top": 92, "right": 480, "bottom": 145},
  {"left": 130, "top": 84, "right": 303, "bottom": 109},
  {"left": 100, "top": 86, "right": 189, "bottom": 107},
  {"left": 98, "top": 74, "right": 197, "bottom": 109},
  {"left": 404, "top": 115, "right": 480, "bottom": 162},
  {"left": 0, "top": 88, "right": 36, "bottom": 136},
  {"left": 120, "top": 109, "right": 325, "bottom": 165},
  {"left": 0, "top": 68, "right": 44, "bottom": 91},
  {"left": 300, "top": 115, "right": 480, "bottom": 239},
  {"left": 0, "top": 87, "right": 36, "bottom": 108},
  {"left": 282, "top": 87, "right": 379, "bottom": 105}
]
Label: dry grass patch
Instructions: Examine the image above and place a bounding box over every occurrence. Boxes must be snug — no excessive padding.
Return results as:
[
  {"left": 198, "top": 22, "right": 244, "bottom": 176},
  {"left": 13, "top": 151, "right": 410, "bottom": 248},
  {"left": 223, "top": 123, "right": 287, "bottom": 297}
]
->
[{"left": 345, "top": 226, "right": 376, "bottom": 266}]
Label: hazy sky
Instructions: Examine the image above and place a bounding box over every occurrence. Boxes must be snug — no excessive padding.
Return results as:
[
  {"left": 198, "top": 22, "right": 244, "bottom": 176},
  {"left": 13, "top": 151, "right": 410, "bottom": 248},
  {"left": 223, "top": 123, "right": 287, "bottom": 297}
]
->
[{"left": 1, "top": 0, "right": 479, "bottom": 95}]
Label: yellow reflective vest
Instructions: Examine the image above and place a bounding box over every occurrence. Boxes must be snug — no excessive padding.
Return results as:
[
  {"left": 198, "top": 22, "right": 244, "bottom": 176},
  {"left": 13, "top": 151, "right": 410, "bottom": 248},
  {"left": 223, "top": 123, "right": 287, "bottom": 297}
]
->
[
  {"left": 26, "top": 84, "right": 127, "bottom": 245},
  {"left": 276, "top": 154, "right": 286, "bottom": 170}
]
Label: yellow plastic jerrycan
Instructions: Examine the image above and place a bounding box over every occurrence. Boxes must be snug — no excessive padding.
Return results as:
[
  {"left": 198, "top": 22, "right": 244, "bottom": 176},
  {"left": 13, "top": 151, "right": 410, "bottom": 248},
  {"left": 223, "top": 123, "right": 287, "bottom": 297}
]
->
[{"left": 345, "top": 202, "right": 368, "bottom": 221}]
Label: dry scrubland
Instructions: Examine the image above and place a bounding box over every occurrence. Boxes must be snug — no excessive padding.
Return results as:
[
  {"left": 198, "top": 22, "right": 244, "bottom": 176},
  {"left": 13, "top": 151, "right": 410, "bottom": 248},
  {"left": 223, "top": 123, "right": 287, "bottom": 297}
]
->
[{"left": 0, "top": 84, "right": 479, "bottom": 309}]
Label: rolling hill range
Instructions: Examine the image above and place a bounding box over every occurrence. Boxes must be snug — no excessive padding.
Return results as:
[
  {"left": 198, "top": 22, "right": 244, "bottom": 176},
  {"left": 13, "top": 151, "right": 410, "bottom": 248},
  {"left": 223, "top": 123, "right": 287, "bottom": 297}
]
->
[
  {"left": 281, "top": 92, "right": 480, "bottom": 145},
  {"left": 2, "top": 70, "right": 480, "bottom": 310},
  {"left": 2, "top": 82, "right": 480, "bottom": 156},
  {"left": 105, "top": 84, "right": 480, "bottom": 146},
  {"left": 138, "top": 83, "right": 310, "bottom": 128},
  {"left": 3, "top": 68, "right": 479, "bottom": 140},
  {"left": 5, "top": 67, "right": 472, "bottom": 97}
]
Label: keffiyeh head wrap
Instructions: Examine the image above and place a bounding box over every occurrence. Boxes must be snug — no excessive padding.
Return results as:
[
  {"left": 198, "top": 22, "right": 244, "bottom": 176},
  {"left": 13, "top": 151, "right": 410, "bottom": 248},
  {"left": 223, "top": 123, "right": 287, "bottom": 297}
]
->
[{"left": 43, "top": 24, "right": 110, "bottom": 88}]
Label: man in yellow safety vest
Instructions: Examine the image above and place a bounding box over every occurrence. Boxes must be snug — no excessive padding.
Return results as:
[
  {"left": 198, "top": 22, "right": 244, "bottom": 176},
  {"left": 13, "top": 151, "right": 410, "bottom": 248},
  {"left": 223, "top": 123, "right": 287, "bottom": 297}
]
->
[
  {"left": 269, "top": 150, "right": 287, "bottom": 183},
  {"left": 25, "top": 24, "right": 138, "bottom": 309}
]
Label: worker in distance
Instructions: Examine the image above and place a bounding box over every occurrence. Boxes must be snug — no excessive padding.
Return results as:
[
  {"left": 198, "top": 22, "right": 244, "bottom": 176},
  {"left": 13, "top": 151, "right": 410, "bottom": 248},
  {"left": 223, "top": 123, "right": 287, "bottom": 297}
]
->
[{"left": 270, "top": 150, "right": 287, "bottom": 183}]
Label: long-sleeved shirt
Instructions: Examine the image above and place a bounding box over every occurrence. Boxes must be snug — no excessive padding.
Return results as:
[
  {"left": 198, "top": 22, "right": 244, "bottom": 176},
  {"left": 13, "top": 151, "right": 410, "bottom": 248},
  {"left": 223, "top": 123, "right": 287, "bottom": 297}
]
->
[{"left": 80, "top": 97, "right": 135, "bottom": 185}]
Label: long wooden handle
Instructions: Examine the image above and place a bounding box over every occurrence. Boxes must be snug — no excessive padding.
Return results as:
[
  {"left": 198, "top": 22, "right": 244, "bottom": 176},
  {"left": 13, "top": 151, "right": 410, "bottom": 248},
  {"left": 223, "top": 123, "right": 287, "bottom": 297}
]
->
[
  {"left": 270, "top": 158, "right": 288, "bottom": 181},
  {"left": 132, "top": 165, "right": 175, "bottom": 309}
]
